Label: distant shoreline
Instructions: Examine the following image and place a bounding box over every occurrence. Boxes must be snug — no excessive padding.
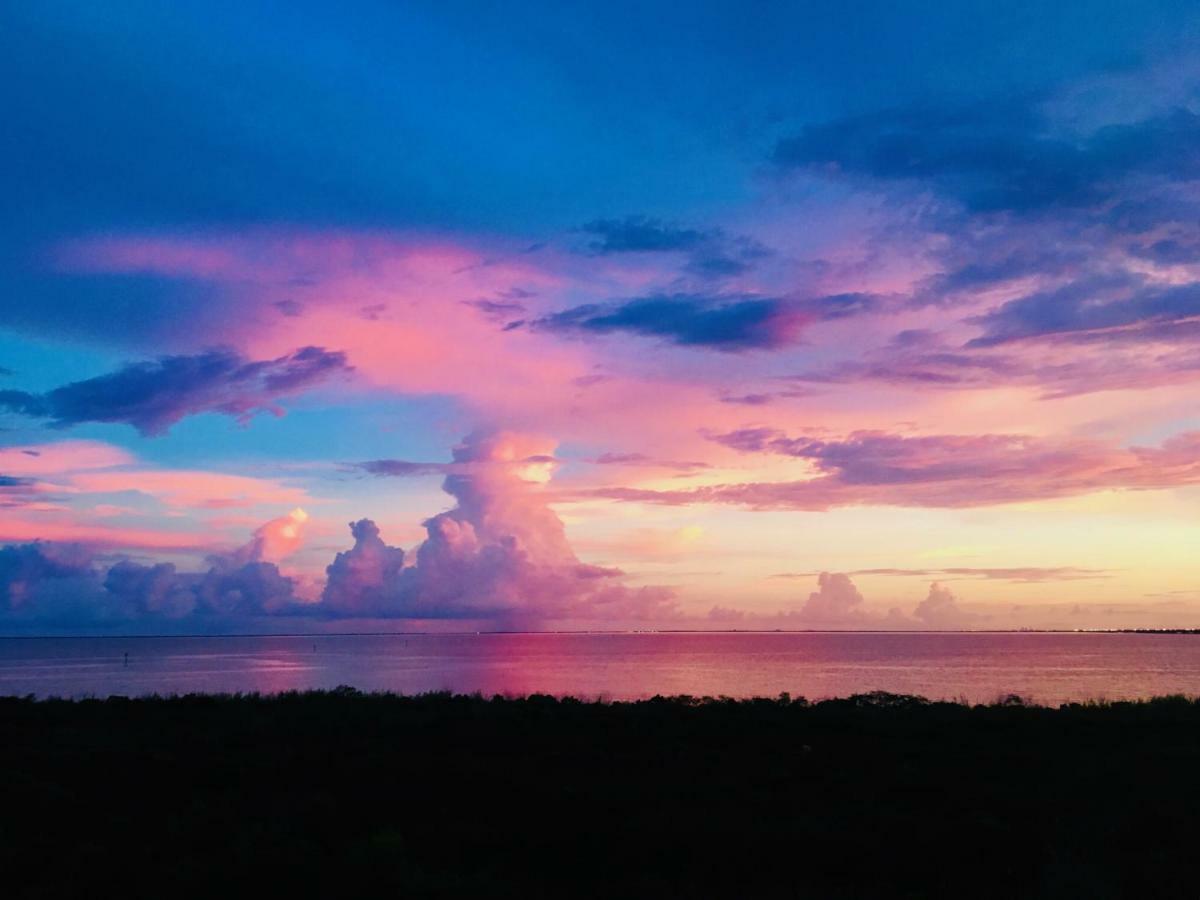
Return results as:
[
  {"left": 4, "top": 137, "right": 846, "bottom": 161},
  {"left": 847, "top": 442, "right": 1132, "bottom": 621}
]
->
[
  {"left": 4, "top": 688, "right": 1200, "bottom": 708},
  {"left": 2, "top": 627, "right": 1200, "bottom": 639}
]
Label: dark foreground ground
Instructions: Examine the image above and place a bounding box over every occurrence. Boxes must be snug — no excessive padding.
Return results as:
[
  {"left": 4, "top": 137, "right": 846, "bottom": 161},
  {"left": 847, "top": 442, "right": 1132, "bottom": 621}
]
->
[{"left": 3, "top": 690, "right": 1200, "bottom": 899}]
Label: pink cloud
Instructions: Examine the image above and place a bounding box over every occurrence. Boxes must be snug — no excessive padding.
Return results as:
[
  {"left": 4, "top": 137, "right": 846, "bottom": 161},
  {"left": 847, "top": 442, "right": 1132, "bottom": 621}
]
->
[
  {"left": 321, "top": 519, "right": 407, "bottom": 615},
  {"left": 230, "top": 507, "right": 309, "bottom": 564},
  {"left": 68, "top": 470, "right": 308, "bottom": 509},
  {"left": 0, "top": 519, "right": 220, "bottom": 551},
  {"left": 1, "top": 431, "right": 682, "bottom": 629},
  {"left": 1, "top": 441, "right": 308, "bottom": 512},
  {"left": 0, "top": 441, "right": 135, "bottom": 476},
  {"left": 913, "top": 582, "right": 979, "bottom": 628},
  {"left": 52, "top": 228, "right": 1200, "bottom": 488},
  {"left": 0, "top": 440, "right": 314, "bottom": 561},
  {"left": 706, "top": 573, "right": 987, "bottom": 631},
  {"left": 706, "top": 572, "right": 896, "bottom": 629},
  {"left": 796, "top": 572, "right": 870, "bottom": 626},
  {"left": 322, "top": 431, "right": 677, "bottom": 625},
  {"left": 591, "top": 428, "right": 1200, "bottom": 510},
  {"left": 48, "top": 232, "right": 841, "bottom": 457}
]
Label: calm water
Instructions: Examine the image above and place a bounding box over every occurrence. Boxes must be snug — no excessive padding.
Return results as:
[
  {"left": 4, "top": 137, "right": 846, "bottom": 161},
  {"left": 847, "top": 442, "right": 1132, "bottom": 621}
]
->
[{"left": 1, "top": 632, "right": 1199, "bottom": 705}]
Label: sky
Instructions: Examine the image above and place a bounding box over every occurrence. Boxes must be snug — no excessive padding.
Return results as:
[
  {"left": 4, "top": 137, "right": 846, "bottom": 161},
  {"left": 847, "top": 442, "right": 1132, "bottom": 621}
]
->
[{"left": 3, "top": 0, "right": 1200, "bottom": 633}]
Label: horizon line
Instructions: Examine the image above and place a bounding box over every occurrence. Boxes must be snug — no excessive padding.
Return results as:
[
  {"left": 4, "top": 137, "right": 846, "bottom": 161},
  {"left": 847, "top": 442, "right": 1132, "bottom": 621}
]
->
[{"left": 2, "top": 627, "right": 1198, "bottom": 640}]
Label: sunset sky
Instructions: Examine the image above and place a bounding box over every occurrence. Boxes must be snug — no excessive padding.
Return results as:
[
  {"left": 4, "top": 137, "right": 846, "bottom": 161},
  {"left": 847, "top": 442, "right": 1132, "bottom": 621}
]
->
[{"left": 3, "top": 1, "right": 1200, "bottom": 633}]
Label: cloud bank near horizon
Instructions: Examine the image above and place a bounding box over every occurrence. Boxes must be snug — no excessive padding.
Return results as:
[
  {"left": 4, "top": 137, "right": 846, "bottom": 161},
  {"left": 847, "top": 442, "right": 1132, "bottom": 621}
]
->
[
  {"left": 0, "top": 433, "right": 676, "bottom": 632},
  {"left": 708, "top": 574, "right": 980, "bottom": 631}
]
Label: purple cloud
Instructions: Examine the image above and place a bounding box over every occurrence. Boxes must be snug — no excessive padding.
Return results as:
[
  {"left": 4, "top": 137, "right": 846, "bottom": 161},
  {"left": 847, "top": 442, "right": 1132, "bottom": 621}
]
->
[
  {"left": 913, "top": 582, "right": 979, "bottom": 628},
  {"left": 327, "top": 432, "right": 677, "bottom": 624},
  {"left": 463, "top": 297, "right": 529, "bottom": 319},
  {"left": 531, "top": 292, "right": 879, "bottom": 351},
  {"left": 0, "top": 542, "right": 102, "bottom": 626},
  {"left": 1, "top": 513, "right": 307, "bottom": 629},
  {"left": 592, "top": 452, "right": 710, "bottom": 472},
  {"left": 774, "top": 99, "right": 1200, "bottom": 214},
  {"left": 321, "top": 519, "right": 406, "bottom": 615},
  {"left": 773, "top": 567, "right": 1109, "bottom": 584},
  {"left": 103, "top": 556, "right": 297, "bottom": 619},
  {"left": 967, "top": 277, "right": 1200, "bottom": 348},
  {"left": 0, "top": 475, "right": 52, "bottom": 509},
  {"left": 790, "top": 326, "right": 1200, "bottom": 399},
  {"left": 0, "top": 346, "right": 352, "bottom": 435},
  {"left": 796, "top": 572, "right": 868, "bottom": 626},
  {"left": 579, "top": 215, "right": 772, "bottom": 279},
  {"left": 591, "top": 428, "right": 1200, "bottom": 510},
  {"left": 356, "top": 460, "right": 450, "bottom": 477},
  {"left": 769, "top": 90, "right": 1200, "bottom": 399}
]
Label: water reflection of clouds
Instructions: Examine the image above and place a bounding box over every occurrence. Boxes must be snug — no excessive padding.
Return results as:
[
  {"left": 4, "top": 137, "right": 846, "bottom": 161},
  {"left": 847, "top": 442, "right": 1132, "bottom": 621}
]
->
[{"left": 3, "top": 634, "right": 1200, "bottom": 704}]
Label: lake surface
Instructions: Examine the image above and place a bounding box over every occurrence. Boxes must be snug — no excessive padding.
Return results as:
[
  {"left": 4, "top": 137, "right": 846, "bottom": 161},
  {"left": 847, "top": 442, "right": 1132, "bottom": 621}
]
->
[{"left": 2, "top": 632, "right": 1199, "bottom": 705}]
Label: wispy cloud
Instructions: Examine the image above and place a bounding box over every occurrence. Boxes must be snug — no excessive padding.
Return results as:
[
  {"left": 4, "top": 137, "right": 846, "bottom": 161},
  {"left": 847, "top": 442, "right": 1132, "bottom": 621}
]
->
[
  {"left": 772, "top": 567, "right": 1110, "bottom": 583},
  {"left": 591, "top": 428, "right": 1200, "bottom": 510}
]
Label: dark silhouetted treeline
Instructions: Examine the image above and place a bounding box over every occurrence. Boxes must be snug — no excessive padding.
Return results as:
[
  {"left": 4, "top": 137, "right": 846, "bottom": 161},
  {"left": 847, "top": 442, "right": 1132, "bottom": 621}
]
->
[{"left": 3, "top": 689, "right": 1200, "bottom": 898}]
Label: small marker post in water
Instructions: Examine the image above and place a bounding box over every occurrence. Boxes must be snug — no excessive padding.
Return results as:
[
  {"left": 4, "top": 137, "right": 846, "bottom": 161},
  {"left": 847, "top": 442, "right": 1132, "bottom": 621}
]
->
[{"left": 123, "top": 652, "right": 128, "bottom": 667}]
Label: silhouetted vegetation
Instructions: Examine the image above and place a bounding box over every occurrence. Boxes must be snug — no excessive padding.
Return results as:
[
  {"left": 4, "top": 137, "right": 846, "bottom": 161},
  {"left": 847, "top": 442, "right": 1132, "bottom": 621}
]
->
[{"left": 3, "top": 689, "right": 1200, "bottom": 898}]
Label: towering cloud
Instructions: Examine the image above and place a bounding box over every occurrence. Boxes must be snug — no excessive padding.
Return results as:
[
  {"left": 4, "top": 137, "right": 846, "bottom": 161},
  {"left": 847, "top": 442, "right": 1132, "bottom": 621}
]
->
[
  {"left": 913, "top": 582, "right": 977, "bottom": 628},
  {"left": 0, "top": 429, "right": 680, "bottom": 632},
  {"left": 798, "top": 572, "right": 868, "bottom": 626},
  {"left": 712, "top": 573, "right": 993, "bottom": 631},
  {"left": 341, "top": 431, "right": 676, "bottom": 623},
  {"left": 321, "top": 519, "right": 407, "bottom": 615},
  {"left": 708, "top": 572, "right": 916, "bottom": 630},
  {"left": 232, "top": 508, "right": 309, "bottom": 565}
]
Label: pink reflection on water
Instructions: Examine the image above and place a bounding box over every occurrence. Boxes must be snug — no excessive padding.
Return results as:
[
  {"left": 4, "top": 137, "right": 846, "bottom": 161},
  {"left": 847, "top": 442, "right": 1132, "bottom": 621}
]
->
[{"left": 2, "top": 633, "right": 1200, "bottom": 704}]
